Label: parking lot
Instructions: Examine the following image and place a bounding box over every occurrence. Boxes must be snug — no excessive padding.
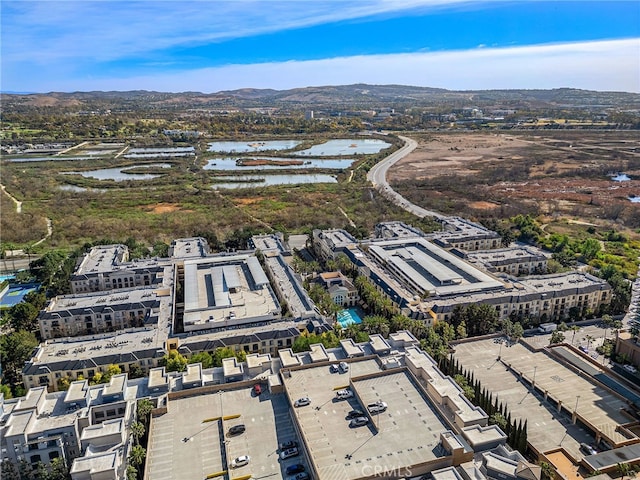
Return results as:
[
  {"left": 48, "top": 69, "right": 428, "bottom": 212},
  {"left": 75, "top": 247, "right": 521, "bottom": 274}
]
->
[
  {"left": 453, "top": 337, "right": 634, "bottom": 459},
  {"left": 285, "top": 359, "right": 452, "bottom": 479},
  {"left": 147, "top": 386, "right": 303, "bottom": 480}
]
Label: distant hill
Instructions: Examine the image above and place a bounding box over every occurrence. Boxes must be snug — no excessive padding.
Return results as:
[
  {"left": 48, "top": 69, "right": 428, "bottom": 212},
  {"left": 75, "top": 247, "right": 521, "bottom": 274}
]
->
[{"left": 2, "top": 84, "right": 639, "bottom": 111}]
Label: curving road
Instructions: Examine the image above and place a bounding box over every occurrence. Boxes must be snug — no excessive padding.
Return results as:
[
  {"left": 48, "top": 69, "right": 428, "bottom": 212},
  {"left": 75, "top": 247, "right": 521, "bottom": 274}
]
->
[{"left": 367, "top": 135, "right": 444, "bottom": 220}]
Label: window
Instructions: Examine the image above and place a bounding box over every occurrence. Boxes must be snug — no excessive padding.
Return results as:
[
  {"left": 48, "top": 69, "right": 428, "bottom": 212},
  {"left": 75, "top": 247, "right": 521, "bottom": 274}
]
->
[
  {"left": 95, "top": 411, "right": 105, "bottom": 419},
  {"left": 48, "top": 451, "right": 59, "bottom": 460},
  {"left": 30, "top": 454, "right": 41, "bottom": 464}
]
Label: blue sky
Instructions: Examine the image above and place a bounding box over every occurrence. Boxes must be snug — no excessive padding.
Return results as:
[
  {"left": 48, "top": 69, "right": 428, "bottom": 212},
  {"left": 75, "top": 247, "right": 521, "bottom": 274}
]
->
[{"left": 2, "top": 1, "right": 639, "bottom": 93}]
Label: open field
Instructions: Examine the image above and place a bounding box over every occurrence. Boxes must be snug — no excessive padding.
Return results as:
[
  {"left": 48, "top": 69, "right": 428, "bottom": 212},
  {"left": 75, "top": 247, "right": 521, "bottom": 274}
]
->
[
  {"left": 389, "top": 131, "right": 640, "bottom": 230},
  {"left": 2, "top": 131, "right": 639, "bottom": 251}
]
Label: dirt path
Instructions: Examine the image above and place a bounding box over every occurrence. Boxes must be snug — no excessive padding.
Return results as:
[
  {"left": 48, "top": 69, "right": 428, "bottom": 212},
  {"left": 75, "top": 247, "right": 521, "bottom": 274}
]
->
[
  {"left": 337, "top": 206, "right": 356, "bottom": 228},
  {"left": 55, "top": 140, "right": 88, "bottom": 156},
  {"left": 33, "top": 218, "right": 53, "bottom": 246},
  {"left": 1, "top": 184, "right": 22, "bottom": 213}
]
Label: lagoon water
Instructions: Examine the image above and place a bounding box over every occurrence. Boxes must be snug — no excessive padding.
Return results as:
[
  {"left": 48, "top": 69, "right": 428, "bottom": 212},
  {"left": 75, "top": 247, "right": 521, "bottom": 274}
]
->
[
  {"left": 211, "top": 173, "right": 337, "bottom": 189},
  {"left": 296, "top": 139, "right": 391, "bottom": 156},
  {"left": 204, "top": 157, "right": 354, "bottom": 171},
  {"left": 208, "top": 140, "right": 301, "bottom": 153},
  {"left": 630, "top": 196, "right": 640, "bottom": 203},
  {"left": 63, "top": 163, "right": 172, "bottom": 181}
]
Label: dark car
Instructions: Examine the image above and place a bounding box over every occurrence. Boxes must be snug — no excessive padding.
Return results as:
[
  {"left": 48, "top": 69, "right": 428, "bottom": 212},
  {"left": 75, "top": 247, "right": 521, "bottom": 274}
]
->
[
  {"left": 349, "top": 416, "right": 369, "bottom": 428},
  {"left": 286, "top": 464, "right": 306, "bottom": 475},
  {"left": 346, "top": 409, "right": 364, "bottom": 419},
  {"left": 279, "top": 440, "right": 298, "bottom": 451},
  {"left": 287, "top": 473, "right": 309, "bottom": 480},
  {"left": 329, "top": 364, "right": 339, "bottom": 373},
  {"left": 228, "top": 424, "right": 246, "bottom": 436}
]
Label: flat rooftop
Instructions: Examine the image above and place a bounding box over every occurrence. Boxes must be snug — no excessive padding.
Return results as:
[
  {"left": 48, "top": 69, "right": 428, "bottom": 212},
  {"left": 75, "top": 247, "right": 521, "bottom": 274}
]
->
[
  {"left": 465, "top": 246, "right": 548, "bottom": 265},
  {"left": 75, "top": 245, "right": 128, "bottom": 275},
  {"left": 453, "top": 337, "right": 635, "bottom": 459},
  {"left": 182, "top": 255, "right": 280, "bottom": 331},
  {"left": 368, "top": 238, "right": 503, "bottom": 296},
  {"left": 169, "top": 237, "right": 209, "bottom": 259},
  {"left": 263, "top": 253, "right": 316, "bottom": 319},
  {"left": 146, "top": 386, "right": 299, "bottom": 480},
  {"left": 283, "top": 359, "right": 452, "bottom": 480}
]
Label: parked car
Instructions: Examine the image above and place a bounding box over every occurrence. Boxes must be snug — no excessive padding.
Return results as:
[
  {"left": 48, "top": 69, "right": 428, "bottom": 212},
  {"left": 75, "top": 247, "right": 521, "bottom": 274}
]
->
[
  {"left": 368, "top": 401, "right": 387, "bottom": 414},
  {"left": 336, "top": 389, "right": 354, "bottom": 400},
  {"left": 339, "top": 362, "right": 349, "bottom": 373},
  {"left": 287, "top": 473, "right": 310, "bottom": 480},
  {"left": 280, "top": 447, "right": 300, "bottom": 460},
  {"left": 580, "top": 443, "right": 597, "bottom": 455},
  {"left": 329, "top": 364, "right": 339, "bottom": 373},
  {"left": 253, "top": 384, "right": 262, "bottom": 396},
  {"left": 349, "top": 416, "right": 369, "bottom": 427},
  {"left": 230, "top": 455, "right": 250, "bottom": 468},
  {"left": 279, "top": 440, "right": 298, "bottom": 451},
  {"left": 228, "top": 424, "right": 246, "bottom": 436},
  {"left": 623, "top": 364, "right": 637, "bottom": 374},
  {"left": 285, "top": 464, "right": 306, "bottom": 475},
  {"left": 346, "top": 409, "right": 365, "bottom": 419},
  {"left": 294, "top": 397, "right": 311, "bottom": 407}
]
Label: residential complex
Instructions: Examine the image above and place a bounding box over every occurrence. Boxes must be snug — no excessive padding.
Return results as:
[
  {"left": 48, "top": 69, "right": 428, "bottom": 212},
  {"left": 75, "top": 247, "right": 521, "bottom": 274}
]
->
[
  {"left": 313, "top": 221, "right": 611, "bottom": 324},
  {"left": 27, "top": 237, "right": 321, "bottom": 392}
]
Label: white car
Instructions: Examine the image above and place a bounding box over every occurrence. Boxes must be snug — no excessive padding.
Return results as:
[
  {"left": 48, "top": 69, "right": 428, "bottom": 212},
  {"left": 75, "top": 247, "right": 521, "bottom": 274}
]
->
[
  {"left": 279, "top": 447, "right": 300, "bottom": 460},
  {"left": 339, "top": 362, "right": 349, "bottom": 373},
  {"left": 336, "top": 389, "right": 354, "bottom": 400},
  {"left": 368, "top": 401, "right": 387, "bottom": 414},
  {"left": 294, "top": 397, "right": 311, "bottom": 407},
  {"left": 230, "top": 455, "right": 250, "bottom": 468}
]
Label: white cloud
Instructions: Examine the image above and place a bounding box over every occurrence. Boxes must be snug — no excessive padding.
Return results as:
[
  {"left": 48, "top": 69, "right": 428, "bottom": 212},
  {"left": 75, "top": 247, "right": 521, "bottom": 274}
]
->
[
  {"left": 29, "top": 38, "right": 639, "bottom": 93},
  {"left": 1, "top": 0, "right": 470, "bottom": 63}
]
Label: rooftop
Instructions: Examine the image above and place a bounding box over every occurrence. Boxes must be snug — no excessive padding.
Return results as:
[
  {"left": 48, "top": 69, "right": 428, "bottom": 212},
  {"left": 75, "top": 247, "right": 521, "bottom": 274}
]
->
[{"left": 182, "top": 255, "right": 280, "bottom": 331}]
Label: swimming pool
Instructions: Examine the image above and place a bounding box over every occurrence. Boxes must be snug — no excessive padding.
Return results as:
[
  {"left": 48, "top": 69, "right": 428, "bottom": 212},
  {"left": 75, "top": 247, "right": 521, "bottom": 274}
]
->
[
  {"left": 337, "top": 308, "right": 363, "bottom": 328},
  {"left": 0, "top": 283, "right": 40, "bottom": 309}
]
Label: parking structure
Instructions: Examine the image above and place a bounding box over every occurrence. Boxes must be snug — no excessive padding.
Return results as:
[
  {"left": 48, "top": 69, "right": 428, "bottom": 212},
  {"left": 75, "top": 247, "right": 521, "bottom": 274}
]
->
[
  {"left": 283, "top": 358, "right": 453, "bottom": 480},
  {"left": 146, "top": 386, "right": 305, "bottom": 480}
]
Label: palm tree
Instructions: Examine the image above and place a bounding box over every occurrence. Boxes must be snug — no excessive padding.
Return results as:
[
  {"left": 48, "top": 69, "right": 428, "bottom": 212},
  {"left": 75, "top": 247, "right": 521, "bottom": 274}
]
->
[
  {"left": 128, "top": 444, "right": 146, "bottom": 470},
  {"left": 539, "top": 461, "right": 555, "bottom": 480},
  {"left": 137, "top": 399, "right": 154, "bottom": 428},
  {"left": 616, "top": 462, "right": 631, "bottom": 479},
  {"left": 131, "top": 421, "right": 145, "bottom": 445}
]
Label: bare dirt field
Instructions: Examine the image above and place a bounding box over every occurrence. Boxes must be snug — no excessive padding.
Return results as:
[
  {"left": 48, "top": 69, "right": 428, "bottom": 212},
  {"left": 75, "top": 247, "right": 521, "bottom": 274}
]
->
[{"left": 389, "top": 131, "right": 640, "bottom": 229}]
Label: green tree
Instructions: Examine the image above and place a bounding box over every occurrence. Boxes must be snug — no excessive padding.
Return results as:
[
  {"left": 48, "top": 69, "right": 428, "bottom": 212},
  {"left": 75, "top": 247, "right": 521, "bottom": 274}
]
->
[
  {"left": 128, "top": 364, "right": 145, "bottom": 379},
  {"left": 456, "top": 321, "right": 467, "bottom": 340},
  {"left": 8, "top": 302, "right": 39, "bottom": 331},
  {"left": 48, "top": 456, "right": 71, "bottom": 480},
  {"left": 511, "top": 322, "right": 524, "bottom": 342},
  {"left": 550, "top": 331, "right": 565, "bottom": 344},
  {"left": 189, "top": 351, "right": 213, "bottom": 369},
  {"left": 539, "top": 461, "right": 555, "bottom": 480},
  {"left": 131, "top": 421, "right": 145, "bottom": 445},
  {"left": 0, "top": 330, "right": 38, "bottom": 394},
  {"left": 137, "top": 399, "right": 154, "bottom": 428},
  {"left": 128, "top": 444, "right": 146, "bottom": 470},
  {"left": 616, "top": 462, "right": 631, "bottom": 480},
  {"left": 489, "top": 412, "right": 508, "bottom": 430},
  {"left": 127, "top": 465, "right": 138, "bottom": 480},
  {"left": 0, "top": 383, "right": 13, "bottom": 399},
  {"left": 160, "top": 351, "right": 188, "bottom": 372},
  {"left": 0, "top": 459, "right": 19, "bottom": 480}
]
